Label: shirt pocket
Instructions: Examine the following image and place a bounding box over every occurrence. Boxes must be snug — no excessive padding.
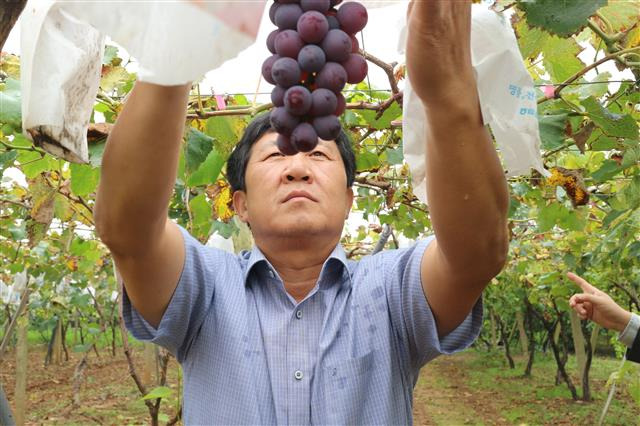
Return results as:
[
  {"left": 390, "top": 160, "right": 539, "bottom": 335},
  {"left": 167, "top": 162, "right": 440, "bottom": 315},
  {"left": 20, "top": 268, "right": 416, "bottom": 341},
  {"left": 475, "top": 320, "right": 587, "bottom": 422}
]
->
[{"left": 321, "top": 350, "right": 376, "bottom": 424}]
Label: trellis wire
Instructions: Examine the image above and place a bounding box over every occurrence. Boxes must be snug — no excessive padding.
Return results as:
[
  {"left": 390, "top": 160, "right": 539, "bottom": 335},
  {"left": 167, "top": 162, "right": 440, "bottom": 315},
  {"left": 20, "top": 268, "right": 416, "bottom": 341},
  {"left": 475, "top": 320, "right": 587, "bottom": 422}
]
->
[{"left": 96, "top": 80, "right": 637, "bottom": 100}]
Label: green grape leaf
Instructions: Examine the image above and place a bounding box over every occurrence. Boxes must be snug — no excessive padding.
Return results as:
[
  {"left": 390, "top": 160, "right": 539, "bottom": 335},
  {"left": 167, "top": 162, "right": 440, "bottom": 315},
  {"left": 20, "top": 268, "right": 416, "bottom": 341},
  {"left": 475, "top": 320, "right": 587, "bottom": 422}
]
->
[
  {"left": 385, "top": 146, "right": 403, "bottom": 165},
  {"left": 539, "top": 114, "right": 568, "bottom": 150},
  {"left": 356, "top": 151, "right": 380, "bottom": 172},
  {"left": 541, "top": 36, "right": 585, "bottom": 82},
  {"left": 17, "top": 151, "right": 55, "bottom": 179},
  {"left": 189, "top": 193, "right": 212, "bottom": 241},
  {"left": 205, "top": 116, "right": 245, "bottom": 153},
  {"left": 598, "top": 1, "right": 640, "bottom": 30},
  {"left": 185, "top": 128, "right": 214, "bottom": 175},
  {"left": 582, "top": 97, "right": 639, "bottom": 138},
  {"left": 515, "top": 17, "right": 550, "bottom": 59},
  {"left": 0, "top": 150, "right": 18, "bottom": 178},
  {"left": 187, "top": 147, "right": 225, "bottom": 187},
  {"left": 141, "top": 386, "right": 173, "bottom": 401},
  {"left": 519, "top": 0, "right": 607, "bottom": 37},
  {"left": 591, "top": 159, "right": 622, "bottom": 182},
  {"left": 0, "top": 78, "right": 22, "bottom": 128},
  {"left": 70, "top": 163, "right": 101, "bottom": 197},
  {"left": 537, "top": 202, "right": 565, "bottom": 232},
  {"left": 359, "top": 102, "right": 401, "bottom": 130},
  {"left": 53, "top": 193, "right": 74, "bottom": 222}
]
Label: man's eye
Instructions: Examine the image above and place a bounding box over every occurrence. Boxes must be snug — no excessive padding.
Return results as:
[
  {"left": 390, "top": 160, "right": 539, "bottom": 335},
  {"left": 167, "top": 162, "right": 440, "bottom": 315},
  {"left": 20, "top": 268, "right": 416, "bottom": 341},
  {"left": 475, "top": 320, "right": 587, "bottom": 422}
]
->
[
  {"left": 267, "top": 152, "right": 284, "bottom": 158},
  {"left": 311, "top": 151, "right": 327, "bottom": 157}
]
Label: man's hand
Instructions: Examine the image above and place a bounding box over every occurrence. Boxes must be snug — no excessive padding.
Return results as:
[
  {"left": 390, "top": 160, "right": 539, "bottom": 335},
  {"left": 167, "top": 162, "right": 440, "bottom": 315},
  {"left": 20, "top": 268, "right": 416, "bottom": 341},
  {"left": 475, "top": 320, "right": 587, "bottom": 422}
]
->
[
  {"left": 406, "top": 0, "right": 475, "bottom": 106},
  {"left": 568, "top": 272, "right": 631, "bottom": 333}
]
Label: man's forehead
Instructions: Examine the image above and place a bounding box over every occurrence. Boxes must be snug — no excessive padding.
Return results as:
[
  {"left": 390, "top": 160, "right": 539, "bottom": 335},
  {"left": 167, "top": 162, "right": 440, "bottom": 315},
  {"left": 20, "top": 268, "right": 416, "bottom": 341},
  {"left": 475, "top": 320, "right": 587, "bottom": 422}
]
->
[{"left": 253, "top": 131, "right": 338, "bottom": 153}]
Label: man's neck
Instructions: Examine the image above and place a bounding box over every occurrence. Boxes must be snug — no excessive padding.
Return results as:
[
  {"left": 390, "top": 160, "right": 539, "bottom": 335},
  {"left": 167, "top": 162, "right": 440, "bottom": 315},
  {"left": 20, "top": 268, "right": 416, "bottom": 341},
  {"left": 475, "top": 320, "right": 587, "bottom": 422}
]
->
[{"left": 256, "top": 236, "right": 340, "bottom": 303}]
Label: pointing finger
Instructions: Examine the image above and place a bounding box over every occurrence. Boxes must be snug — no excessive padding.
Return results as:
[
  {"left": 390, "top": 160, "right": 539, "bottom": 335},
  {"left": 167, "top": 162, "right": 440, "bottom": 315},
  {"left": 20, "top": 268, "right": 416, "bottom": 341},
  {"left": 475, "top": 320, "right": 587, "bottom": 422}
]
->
[{"left": 567, "top": 272, "right": 598, "bottom": 294}]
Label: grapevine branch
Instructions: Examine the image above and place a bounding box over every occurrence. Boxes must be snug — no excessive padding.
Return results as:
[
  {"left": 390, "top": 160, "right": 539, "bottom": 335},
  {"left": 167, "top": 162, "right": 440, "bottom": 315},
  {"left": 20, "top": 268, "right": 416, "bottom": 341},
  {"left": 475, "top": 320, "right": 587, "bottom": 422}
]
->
[
  {"left": 539, "top": 47, "right": 640, "bottom": 104},
  {"left": 360, "top": 50, "right": 400, "bottom": 95}
]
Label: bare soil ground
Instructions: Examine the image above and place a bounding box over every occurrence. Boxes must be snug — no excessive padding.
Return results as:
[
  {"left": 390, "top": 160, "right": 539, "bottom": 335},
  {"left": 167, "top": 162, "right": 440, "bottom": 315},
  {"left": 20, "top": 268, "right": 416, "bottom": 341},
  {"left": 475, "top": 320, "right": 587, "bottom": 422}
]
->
[{"left": 1, "top": 347, "right": 637, "bottom": 425}]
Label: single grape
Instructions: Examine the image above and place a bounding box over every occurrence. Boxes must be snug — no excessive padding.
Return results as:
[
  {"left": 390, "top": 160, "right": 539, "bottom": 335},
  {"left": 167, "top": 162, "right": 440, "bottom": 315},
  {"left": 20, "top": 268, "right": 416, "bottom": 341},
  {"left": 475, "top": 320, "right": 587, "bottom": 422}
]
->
[
  {"left": 271, "top": 57, "right": 301, "bottom": 88},
  {"left": 321, "top": 29, "right": 352, "bottom": 62},
  {"left": 301, "top": 0, "right": 330, "bottom": 12},
  {"left": 269, "top": 2, "right": 279, "bottom": 25},
  {"left": 316, "top": 62, "right": 347, "bottom": 92},
  {"left": 270, "top": 107, "right": 300, "bottom": 136},
  {"left": 310, "top": 88, "right": 338, "bottom": 116},
  {"left": 337, "top": 2, "right": 367, "bottom": 34},
  {"left": 313, "top": 115, "right": 341, "bottom": 140},
  {"left": 297, "top": 11, "right": 329, "bottom": 44},
  {"left": 342, "top": 53, "right": 367, "bottom": 84},
  {"left": 326, "top": 15, "right": 340, "bottom": 30},
  {"left": 334, "top": 92, "right": 346, "bottom": 116},
  {"left": 350, "top": 34, "right": 359, "bottom": 53},
  {"left": 277, "top": 133, "right": 298, "bottom": 156},
  {"left": 284, "top": 86, "right": 312, "bottom": 116},
  {"left": 291, "top": 123, "right": 319, "bottom": 152},
  {"left": 298, "top": 44, "right": 326, "bottom": 73},
  {"left": 261, "top": 55, "right": 280, "bottom": 85},
  {"left": 275, "top": 30, "right": 304, "bottom": 58},
  {"left": 266, "top": 30, "right": 280, "bottom": 54},
  {"left": 271, "top": 85, "right": 286, "bottom": 107},
  {"left": 275, "top": 3, "right": 303, "bottom": 30}
]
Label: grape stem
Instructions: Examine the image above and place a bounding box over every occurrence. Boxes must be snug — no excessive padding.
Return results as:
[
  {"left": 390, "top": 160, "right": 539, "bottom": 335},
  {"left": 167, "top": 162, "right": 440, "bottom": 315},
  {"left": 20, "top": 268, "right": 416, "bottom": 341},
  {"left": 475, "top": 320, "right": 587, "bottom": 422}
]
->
[
  {"left": 347, "top": 91, "right": 403, "bottom": 119},
  {"left": 359, "top": 49, "right": 400, "bottom": 95},
  {"left": 186, "top": 102, "right": 274, "bottom": 119}
]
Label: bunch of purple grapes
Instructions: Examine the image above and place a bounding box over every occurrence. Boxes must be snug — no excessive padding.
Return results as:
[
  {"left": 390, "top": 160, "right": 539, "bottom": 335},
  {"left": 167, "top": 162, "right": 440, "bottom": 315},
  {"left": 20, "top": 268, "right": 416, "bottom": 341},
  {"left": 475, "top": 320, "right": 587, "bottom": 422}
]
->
[{"left": 262, "top": 0, "right": 368, "bottom": 155}]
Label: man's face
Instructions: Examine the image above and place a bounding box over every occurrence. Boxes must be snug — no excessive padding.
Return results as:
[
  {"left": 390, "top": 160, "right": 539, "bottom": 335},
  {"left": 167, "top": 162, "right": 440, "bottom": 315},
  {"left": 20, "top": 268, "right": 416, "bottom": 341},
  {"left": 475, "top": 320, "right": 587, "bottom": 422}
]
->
[{"left": 232, "top": 131, "right": 353, "bottom": 242}]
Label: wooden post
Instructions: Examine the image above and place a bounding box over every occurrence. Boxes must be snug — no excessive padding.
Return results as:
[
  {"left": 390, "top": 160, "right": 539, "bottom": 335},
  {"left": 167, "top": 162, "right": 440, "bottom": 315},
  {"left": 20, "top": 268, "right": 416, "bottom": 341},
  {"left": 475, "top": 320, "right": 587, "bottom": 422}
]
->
[
  {"left": 489, "top": 309, "right": 498, "bottom": 350},
  {"left": 142, "top": 342, "right": 156, "bottom": 385},
  {"left": 516, "top": 311, "right": 528, "bottom": 354},
  {"left": 569, "top": 310, "right": 586, "bottom": 387},
  {"left": 15, "top": 310, "right": 28, "bottom": 426},
  {"left": 52, "top": 318, "right": 63, "bottom": 365}
]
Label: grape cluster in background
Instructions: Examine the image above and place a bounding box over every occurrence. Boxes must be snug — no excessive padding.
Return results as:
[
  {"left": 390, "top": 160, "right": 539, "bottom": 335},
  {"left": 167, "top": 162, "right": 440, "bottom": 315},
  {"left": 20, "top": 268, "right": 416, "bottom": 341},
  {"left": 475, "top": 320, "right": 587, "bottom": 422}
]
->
[{"left": 262, "top": 0, "right": 369, "bottom": 154}]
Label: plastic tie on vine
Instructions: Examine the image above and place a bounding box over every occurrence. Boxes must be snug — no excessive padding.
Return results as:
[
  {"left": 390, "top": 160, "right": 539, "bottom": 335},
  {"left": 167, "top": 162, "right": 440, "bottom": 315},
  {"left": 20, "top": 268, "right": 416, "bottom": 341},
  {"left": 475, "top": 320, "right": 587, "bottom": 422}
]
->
[{"left": 401, "top": 4, "right": 549, "bottom": 204}]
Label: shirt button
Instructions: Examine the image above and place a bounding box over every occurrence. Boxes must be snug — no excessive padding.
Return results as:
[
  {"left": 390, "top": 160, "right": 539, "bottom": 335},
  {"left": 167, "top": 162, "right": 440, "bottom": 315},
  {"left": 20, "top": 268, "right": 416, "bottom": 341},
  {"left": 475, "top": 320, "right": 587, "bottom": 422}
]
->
[
  {"left": 294, "top": 370, "right": 303, "bottom": 380},
  {"left": 268, "top": 270, "right": 275, "bottom": 278},
  {"left": 295, "top": 310, "right": 302, "bottom": 319}
]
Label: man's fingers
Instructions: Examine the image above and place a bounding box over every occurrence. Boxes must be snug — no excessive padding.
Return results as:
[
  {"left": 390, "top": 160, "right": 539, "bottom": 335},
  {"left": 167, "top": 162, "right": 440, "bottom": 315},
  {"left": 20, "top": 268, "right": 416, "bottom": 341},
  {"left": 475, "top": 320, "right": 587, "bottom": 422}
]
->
[
  {"left": 572, "top": 293, "right": 599, "bottom": 305},
  {"left": 567, "top": 272, "right": 598, "bottom": 294}
]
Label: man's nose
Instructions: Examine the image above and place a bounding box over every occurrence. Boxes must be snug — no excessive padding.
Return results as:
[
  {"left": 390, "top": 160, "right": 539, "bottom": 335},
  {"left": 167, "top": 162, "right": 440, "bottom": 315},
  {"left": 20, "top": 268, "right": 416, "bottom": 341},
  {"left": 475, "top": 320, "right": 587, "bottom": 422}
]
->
[{"left": 283, "top": 153, "right": 312, "bottom": 183}]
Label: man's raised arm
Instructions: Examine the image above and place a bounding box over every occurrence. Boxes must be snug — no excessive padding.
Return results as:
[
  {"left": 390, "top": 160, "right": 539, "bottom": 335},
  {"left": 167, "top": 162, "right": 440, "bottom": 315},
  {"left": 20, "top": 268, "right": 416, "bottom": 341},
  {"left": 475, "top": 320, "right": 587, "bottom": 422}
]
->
[
  {"left": 406, "top": 1, "right": 510, "bottom": 337},
  {"left": 94, "top": 82, "right": 191, "bottom": 328}
]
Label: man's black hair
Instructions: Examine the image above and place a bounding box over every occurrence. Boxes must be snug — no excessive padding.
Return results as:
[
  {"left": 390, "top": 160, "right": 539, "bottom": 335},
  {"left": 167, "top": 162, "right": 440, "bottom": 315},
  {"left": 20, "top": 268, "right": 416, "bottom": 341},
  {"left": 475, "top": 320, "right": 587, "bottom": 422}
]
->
[{"left": 227, "top": 112, "right": 356, "bottom": 193}]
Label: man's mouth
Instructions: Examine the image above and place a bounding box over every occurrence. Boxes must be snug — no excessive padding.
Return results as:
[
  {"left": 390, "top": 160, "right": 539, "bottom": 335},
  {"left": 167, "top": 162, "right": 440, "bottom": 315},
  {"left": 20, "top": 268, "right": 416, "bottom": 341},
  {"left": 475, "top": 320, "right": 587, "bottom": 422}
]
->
[{"left": 283, "top": 190, "right": 317, "bottom": 203}]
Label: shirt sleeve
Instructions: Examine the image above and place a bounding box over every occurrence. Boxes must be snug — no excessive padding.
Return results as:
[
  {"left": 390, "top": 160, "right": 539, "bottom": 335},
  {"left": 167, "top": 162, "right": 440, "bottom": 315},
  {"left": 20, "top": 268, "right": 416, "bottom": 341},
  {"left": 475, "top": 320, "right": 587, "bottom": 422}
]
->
[
  {"left": 619, "top": 313, "right": 640, "bottom": 348},
  {"left": 383, "top": 237, "right": 483, "bottom": 370},
  {"left": 122, "top": 225, "right": 231, "bottom": 362}
]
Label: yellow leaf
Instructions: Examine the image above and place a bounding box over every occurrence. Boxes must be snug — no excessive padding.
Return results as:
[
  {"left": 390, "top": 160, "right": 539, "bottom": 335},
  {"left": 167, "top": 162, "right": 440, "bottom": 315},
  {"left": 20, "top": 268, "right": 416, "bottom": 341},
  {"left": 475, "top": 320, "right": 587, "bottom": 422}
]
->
[
  {"left": 207, "top": 180, "right": 234, "bottom": 222},
  {"left": 625, "top": 27, "right": 640, "bottom": 48},
  {"left": 66, "top": 258, "right": 78, "bottom": 271}
]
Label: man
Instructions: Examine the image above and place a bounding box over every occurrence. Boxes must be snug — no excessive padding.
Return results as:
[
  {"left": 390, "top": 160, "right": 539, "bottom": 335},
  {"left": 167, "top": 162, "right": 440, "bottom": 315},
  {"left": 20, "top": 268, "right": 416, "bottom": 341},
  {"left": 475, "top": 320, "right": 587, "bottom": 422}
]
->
[
  {"left": 568, "top": 272, "right": 640, "bottom": 363},
  {"left": 94, "top": 1, "right": 509, "bottom": 423}
]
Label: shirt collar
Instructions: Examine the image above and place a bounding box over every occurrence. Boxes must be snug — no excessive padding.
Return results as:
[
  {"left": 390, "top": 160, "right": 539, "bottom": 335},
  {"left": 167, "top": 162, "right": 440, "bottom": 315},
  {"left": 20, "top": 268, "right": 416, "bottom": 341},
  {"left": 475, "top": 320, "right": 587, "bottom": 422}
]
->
[{"left": 242, "top": 243, "right": 351, "bottom": 290}]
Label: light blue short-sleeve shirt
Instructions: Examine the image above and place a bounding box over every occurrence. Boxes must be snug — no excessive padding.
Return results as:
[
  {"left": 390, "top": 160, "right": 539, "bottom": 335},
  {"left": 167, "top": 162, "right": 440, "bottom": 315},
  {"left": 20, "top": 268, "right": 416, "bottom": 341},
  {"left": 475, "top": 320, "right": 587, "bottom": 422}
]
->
[{"left": 123, "top": 226, "right": 482, "bottom": 425}]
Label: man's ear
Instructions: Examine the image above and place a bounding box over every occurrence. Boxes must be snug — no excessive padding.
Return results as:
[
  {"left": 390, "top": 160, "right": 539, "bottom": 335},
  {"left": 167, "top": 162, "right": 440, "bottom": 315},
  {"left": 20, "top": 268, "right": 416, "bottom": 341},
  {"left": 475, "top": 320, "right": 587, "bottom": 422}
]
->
[
  {"left": 232, "top": 190, "right": 250, "bottom": 224},
  {"left": 345, "top": 187, "right": 354, "bottom": 219}
]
